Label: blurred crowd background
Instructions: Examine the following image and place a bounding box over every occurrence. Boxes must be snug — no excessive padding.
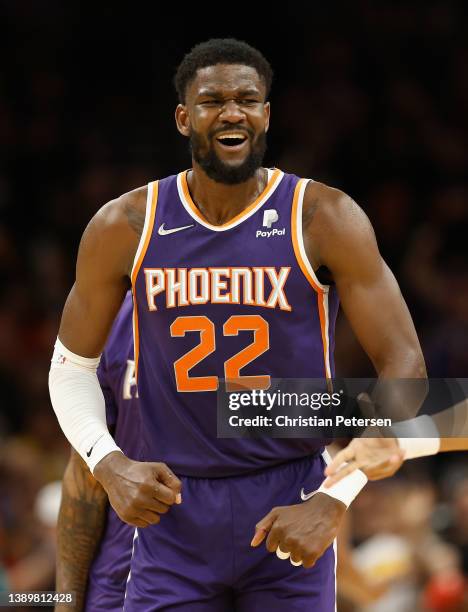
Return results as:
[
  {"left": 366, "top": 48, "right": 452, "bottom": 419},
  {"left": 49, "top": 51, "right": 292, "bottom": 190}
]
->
[{"left": 0, "top": 1, "right": 467, "bottom": 610}]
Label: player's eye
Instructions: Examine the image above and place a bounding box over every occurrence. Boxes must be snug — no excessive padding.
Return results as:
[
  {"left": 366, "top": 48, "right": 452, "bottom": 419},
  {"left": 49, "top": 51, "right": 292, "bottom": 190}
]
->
[{"left": 200, "top": 100, "right": 222, "bottom": 107}]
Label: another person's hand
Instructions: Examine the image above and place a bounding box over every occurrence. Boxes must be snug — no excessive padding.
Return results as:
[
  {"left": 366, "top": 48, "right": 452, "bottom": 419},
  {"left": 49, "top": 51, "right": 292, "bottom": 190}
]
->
[
  {"left": 93, "top": 452, "right": 182, "bottom": 527},
  {"left": 323, "top": 437, "right": 404, "bottom": 486},
  {"left": 251, "top": 493, "right": 346, "bottom": 568}
]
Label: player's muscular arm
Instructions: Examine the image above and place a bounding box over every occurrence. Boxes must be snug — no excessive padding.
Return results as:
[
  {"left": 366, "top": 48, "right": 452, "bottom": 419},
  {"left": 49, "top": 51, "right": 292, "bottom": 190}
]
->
[
  {"left": 303, "top": 181, "right": 426, "bottom": 380},
  {"left": 252, "top": 184, "right": 428, "bottom": 568},
  {"left": 55, "top": 449, "right": 108, "bottom": 612},
  {"left": 50, "top": 186, "right": 182, "bottom": 527},
  {"left": 59, "top": 187, "right": 146, "bottom": 356}
]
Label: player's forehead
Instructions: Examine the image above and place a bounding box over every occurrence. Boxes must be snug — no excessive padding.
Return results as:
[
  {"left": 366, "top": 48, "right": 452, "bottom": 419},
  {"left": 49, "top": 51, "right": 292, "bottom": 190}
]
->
[{"left": 187, "top": 64, "right": 265, "bottom": 101}]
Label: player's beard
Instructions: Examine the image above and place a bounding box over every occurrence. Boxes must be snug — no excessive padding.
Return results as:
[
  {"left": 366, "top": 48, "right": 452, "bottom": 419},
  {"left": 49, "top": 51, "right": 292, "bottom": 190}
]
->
[{"left": 190, "top": 129, "right": 267, "bottom": 185}]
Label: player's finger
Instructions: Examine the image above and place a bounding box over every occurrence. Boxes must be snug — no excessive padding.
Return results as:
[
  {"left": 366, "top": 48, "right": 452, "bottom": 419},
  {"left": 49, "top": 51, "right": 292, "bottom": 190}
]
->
[
  {"left": 324, "top": 446, "right": 355, "bottom": 476},
  {"left": 251, "top": 508, "right": 279, "bottom": 547},
  {"left": 129, "top": 510, "right": 160, "bottom": 528},
  {"left": 366, "top": 455, "right": 404, "bottom": 481},
  {"left": 302, "top": 557, "right": 316, "bottom": 569},
  {"left": 276, "top": 546, "right": 290, "bottom": 560},
  {"left": 131, "top": 518, "right": 149, "bottom": 529},
  {"left": 250, "top": 528, "right": 268, "bottom": 547},
  {"left": 139, "top": 509, "right": 161, "bottom": 525},
  {"left": 152, "top": 481, "right": 181, "bottom": 506},
  {"left": 148, "top": 499, "right": 170, "bottom": 514},
  {"left": 153, "top": 464, "right": 183, "bottom": 503},
  {"left": 290, "top": 555, "right": 302, "bottom": 566},
  {"left": 323, "top": 460, "right": 359, "bottom": 487},
  {"left": 265, "top": 526, "right": 282, "bottom": 553}
]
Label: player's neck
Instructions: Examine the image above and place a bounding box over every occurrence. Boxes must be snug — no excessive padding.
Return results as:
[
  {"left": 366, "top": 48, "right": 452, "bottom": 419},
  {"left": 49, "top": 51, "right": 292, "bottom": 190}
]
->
[{"left": 187, "top": 165, "right": 267, "bottom": 226}]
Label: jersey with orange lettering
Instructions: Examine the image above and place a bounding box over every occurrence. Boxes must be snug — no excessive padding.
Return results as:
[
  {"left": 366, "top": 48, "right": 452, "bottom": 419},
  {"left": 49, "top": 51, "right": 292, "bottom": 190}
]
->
[{"left": 131, "top": 168, "right": 339, "bottom": 477}]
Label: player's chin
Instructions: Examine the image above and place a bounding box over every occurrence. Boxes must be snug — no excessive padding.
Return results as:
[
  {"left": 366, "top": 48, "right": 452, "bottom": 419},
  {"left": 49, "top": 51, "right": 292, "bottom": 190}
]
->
[{"left": 220, "top": 157, "right": 250, "bottom": 170}]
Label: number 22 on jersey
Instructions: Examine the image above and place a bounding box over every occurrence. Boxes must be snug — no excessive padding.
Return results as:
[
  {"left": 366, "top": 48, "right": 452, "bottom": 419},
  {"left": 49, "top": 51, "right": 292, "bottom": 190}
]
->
[{"left": 170, "top": 315, "right": 270, "bottom": 392}]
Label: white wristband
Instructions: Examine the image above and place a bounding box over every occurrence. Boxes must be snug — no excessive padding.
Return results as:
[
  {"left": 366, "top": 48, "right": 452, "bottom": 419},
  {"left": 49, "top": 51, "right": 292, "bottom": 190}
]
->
[
  {"left": 397, "top": 437, "right": 440, "bottom": 460},
  {"left": 315, "top": 468, "right": 368, "bottom": 508},
  {"left": 391, "top": 415, "right": 440, "bottom": 460}
]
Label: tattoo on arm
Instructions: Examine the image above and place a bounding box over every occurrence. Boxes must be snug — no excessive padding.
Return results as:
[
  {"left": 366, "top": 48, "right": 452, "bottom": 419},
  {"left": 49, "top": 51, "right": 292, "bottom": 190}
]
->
[
  {"left": 55, "top": 454, "right": 108, "bottom": 611},
  {"left": 302, "top": 197, "right": 319, "bottom": 231},
  {"left": 124, "top": 202, "right": 145, "bottom": 238},
  {"left": 302, "top": 195, "right": 333, "bottom": 282}
]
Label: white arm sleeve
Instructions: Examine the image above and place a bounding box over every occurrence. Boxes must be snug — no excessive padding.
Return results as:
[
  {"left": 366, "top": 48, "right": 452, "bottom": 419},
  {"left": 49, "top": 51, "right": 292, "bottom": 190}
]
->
[{"left": 48, "top": 337, "right": 122, "bottom": 473}]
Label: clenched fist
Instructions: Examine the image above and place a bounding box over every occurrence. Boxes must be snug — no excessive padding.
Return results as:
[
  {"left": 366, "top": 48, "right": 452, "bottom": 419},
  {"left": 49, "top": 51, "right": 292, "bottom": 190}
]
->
[{"left": 94, "top": 451, "right": 182, "bottom": 528}]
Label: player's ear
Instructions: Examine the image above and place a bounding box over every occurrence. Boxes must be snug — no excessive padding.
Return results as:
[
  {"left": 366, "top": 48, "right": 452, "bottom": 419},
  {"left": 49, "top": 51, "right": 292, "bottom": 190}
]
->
[
  {"left": 264, "top": 101, "right": 270, "bottom": 133},
  {"left": 175, "top": 104, "right": 190, "bottom": 137}
]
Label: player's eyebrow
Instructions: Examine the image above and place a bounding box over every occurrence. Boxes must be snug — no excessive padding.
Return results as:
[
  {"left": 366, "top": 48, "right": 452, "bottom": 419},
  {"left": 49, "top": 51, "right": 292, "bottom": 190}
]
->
[
  {"left": 197, "top": 88, "right": 262, "bottom": 98},
  {"left": 197, "top": 90, "right": 221, "bottom": 98}
]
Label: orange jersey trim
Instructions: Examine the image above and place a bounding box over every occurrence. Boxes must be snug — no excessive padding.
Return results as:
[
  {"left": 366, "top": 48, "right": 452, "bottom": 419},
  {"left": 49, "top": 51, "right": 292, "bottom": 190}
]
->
[
  {"left": 291, "top": 179, "right": 330, "bottom": 379},
  {"left": 131, "top": 181, "right": 159, "bottom": 379},
  {"left": 181, "top": 168, "right": 281, "bottom": 229}
]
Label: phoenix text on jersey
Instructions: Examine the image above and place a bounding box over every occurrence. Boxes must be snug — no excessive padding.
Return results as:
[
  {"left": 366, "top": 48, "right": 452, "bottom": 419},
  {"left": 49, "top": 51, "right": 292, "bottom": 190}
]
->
[{"left": 144, "top": 266, "right": 292, "bottom": 311}]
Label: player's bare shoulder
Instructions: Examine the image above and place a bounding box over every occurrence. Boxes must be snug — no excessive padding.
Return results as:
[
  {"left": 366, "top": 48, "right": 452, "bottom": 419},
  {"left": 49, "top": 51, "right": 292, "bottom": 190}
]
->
[
  {"left": 303, "top": 180, "right": 368, "bottom": 236},
  {"left": 79, "top": 185, "right": 148, "bottom": 278},
  {"left": 120, "top": 185, "right": 148, "bottom": 238},
  {"left": 93, "top": 184, "right": 147, "bottom": 239},
  {"left": 302, "top": 180, "right": 377, "bottom": 270}
]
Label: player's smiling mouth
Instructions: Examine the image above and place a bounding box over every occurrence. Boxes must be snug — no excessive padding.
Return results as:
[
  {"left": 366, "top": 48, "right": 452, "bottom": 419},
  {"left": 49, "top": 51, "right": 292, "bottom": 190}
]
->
[{"left": 215, "top": 132, "right": 249, "bottom": 152}]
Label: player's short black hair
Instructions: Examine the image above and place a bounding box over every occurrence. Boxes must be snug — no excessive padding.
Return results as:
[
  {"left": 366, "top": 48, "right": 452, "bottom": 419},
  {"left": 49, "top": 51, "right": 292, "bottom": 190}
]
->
[{"left": 174, "top": 38, "right": 273, "bottom": 104}]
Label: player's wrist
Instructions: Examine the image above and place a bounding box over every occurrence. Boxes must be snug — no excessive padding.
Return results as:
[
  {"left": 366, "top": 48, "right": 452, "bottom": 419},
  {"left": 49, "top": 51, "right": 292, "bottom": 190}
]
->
[
  {"left": 315, "top": 468, "right": 368, "bottom": 508},
  {"left": 310, "top": 491, "right": 348, "bottom": 513},
  {"left": 93, "top": 449, "right": 126, "bottom": 484}
]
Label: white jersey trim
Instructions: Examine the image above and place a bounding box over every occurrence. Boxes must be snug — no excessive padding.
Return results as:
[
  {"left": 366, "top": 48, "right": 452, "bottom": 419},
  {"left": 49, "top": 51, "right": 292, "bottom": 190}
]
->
[
  {"left": 295, "top": 179, "right": 329, "bottom": 293},
  {"left": 321, "top": 449, "right": 338, "bottom": 611},
  {"left": 292, "top": 179, "right": 332, "bottom": 379},
  {"left": 131, "top": 181, "right": 154, "bottom": 280},
  {"left": 124, "top": 527, "right": 139, "bottom": 603},
  {"left": 322, "top": 291, "right": 332, "bottom": 380}
]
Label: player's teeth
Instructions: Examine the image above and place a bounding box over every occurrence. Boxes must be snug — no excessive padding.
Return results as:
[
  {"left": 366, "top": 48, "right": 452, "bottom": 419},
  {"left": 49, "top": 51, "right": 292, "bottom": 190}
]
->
[{"left": 218, "top": 134, "right": 246, "bottom": 140}]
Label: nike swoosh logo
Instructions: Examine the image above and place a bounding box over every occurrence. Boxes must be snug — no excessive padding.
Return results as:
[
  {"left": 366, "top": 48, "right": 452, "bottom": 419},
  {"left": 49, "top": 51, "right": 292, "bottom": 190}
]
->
[
  {"left": 158, "top": 223, "right": 194, "bottom": 236},
  {"left": 300, "top": 487, "right": 317, "bottom": 501},
  {"left": 86, "top": 434, "right": 105, "bottom": 458}
]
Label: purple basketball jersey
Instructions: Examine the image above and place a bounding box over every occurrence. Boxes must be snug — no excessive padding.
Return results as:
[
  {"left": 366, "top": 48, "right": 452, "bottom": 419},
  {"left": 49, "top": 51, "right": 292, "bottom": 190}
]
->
[
  {"left": 131, "top": 169, "right": 339, "bottom": 477},
  {"left": 85, "top": 292, "right": 139, "bottom": 611}
]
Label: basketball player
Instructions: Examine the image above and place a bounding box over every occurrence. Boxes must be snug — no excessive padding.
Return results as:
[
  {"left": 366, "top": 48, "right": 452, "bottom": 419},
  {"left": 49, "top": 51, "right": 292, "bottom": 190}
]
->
[
  {"left": 56, "top": 292, "right": 139, "bottom": 611},
  {"left": 49, "top": 39, "right": 426, "bottom": 610},
  {"left": 324, "top": 399, "right": 468, "bottom": 485}
]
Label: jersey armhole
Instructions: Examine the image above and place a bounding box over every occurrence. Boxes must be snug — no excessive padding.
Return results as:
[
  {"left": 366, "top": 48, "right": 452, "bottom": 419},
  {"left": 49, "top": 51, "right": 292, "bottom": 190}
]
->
[
  {"left": 130, "top": 180, "right": 158, "bottom": 382},
  {"left": 130, "top": 181, "right": 159, "bottom": 285},
  {"left": 291, "top": 178, "right": 330, "bottom": 294},
  {"left": 291, "top": 178, "right": 332, "bottom": 379}
]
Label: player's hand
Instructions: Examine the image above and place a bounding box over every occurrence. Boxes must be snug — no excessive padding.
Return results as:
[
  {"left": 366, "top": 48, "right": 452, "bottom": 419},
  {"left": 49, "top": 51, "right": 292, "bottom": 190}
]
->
[
  {"left": 93, "top": 451, "right": 182, "bottom": 528},
  {"left": 323, "top": 437, "right": 404, "bottom": 486},
  {"left": 251, "top": 493, "right": 346, "bottom": 568}
]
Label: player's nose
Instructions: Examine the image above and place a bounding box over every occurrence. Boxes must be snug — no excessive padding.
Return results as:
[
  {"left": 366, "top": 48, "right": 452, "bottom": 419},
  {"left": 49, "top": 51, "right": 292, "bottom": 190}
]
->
[{"left": 219, "top": 99, "right": 245, "bottom": 122}]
